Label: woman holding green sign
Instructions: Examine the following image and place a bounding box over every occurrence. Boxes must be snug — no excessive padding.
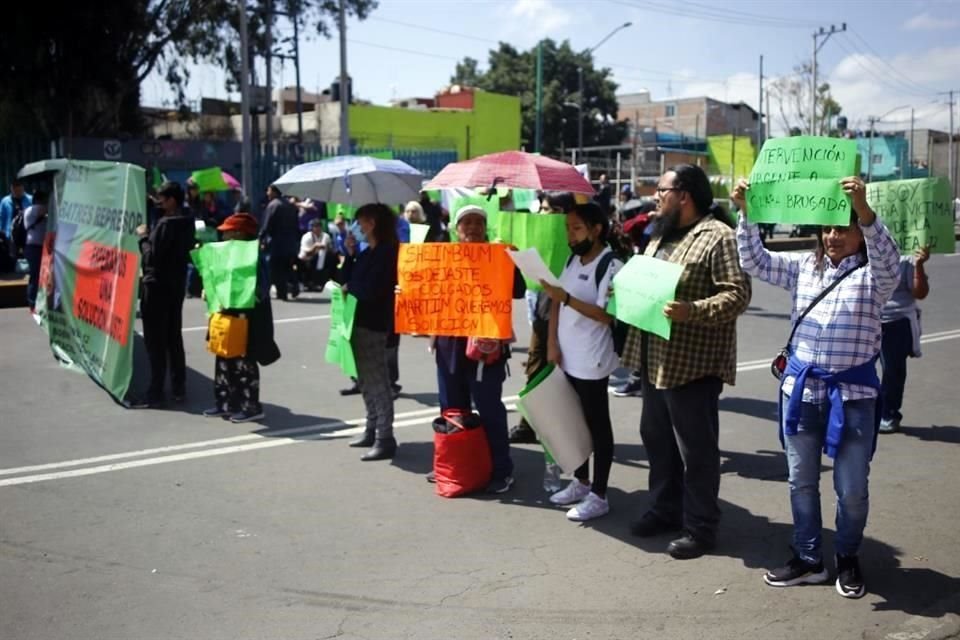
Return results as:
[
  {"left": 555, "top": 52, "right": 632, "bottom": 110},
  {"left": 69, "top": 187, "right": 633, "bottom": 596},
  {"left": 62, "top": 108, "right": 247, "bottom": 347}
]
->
[
  {"left": 337, "top": 203, "right": 400, "bottom": 462},
  {"left": 540, "top": 202, "right": 622, "bottom": 522},
  {"left": 734, "top": 175, "right": 900, "bottom": 599}
]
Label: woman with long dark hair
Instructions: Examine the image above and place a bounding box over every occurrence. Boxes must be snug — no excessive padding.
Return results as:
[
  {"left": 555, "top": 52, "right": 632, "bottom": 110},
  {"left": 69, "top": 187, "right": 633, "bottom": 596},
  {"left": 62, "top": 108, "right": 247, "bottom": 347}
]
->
[
  {"left": 734, "top": 176, "right": 900, "bottom": 599},
  {"left": 338, "top": 203, "right": 400, "bottom": 461},
  {"left": 540, "top": 202, "right": 622, "bottom": 521}
]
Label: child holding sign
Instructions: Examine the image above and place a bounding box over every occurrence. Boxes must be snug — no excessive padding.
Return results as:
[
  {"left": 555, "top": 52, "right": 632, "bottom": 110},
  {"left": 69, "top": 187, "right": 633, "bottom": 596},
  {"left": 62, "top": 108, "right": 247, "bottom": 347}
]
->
[{"left": 201, "top": 213, "right": 280, "bottom": 423}]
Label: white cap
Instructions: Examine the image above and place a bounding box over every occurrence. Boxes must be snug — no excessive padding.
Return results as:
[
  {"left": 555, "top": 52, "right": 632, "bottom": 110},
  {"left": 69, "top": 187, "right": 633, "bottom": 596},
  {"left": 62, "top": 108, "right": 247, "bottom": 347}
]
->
[{"left": 454, "top": 204, "right": 487, "bottom": 225}]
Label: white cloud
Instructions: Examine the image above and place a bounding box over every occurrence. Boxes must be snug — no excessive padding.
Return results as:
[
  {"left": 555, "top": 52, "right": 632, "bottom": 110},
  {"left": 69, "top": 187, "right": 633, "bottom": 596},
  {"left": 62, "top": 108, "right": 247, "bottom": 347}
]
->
[
  {"left": 828, "top": 45, "right": 959, "bottom": 133},
  {"left": 904, "top": 11, "right": 960, "bottom": 31},
  {"left": 497, "top": 0, "right": 576, "bottom": 46}
]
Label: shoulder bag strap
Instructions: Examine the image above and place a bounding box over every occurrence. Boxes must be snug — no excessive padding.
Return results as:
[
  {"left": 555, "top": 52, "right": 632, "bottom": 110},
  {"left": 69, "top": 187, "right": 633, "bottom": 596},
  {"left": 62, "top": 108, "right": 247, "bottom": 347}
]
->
[{"left": 782, "top": 262, "right": 865, "bottom": 351}]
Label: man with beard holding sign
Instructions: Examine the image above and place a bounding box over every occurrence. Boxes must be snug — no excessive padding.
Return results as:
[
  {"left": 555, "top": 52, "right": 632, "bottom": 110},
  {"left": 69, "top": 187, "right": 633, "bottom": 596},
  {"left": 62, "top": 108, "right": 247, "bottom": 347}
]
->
[{"left": 622, "top": 164, "right": 751, "bottom": 559}]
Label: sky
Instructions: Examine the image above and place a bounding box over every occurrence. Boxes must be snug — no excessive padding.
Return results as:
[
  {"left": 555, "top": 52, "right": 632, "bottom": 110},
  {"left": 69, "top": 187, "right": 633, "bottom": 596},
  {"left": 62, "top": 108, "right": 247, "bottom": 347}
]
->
[{"left": 140, "top": 0, "right": 960, "bottom": 137}]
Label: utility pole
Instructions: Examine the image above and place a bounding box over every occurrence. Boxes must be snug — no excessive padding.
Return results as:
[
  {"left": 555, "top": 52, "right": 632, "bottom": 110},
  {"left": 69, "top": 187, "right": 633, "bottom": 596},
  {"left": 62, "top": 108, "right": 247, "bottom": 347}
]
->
[
  {"left": 338, "top": 0, "right": 350, "bottom": 154},
  {"left": 909, "top": 107, "right": 914, "bottom": 178},
  {"left": 294, "top": 11, "right": 302, "bottom": 144},
  {"left": 534, "top": 42, "right": 543, "bottom": 153},
  {"left": 757, "top": 55, "right": 764, "bottom": 150},
  {"left": 867, "top": 116, "right": 876, "bottom": 182},
  {"left": 812, "top": 23, "right": 846, "bottom": 135},
  {"left": 949, "top": 90, "right": 956, "bottom": 198},
  {"left": 265, "top": 2, "right": 274, "bottom": 179},
  {"left": 578, "top": 22, "right": 632, "bottom": 162},
  {"left": 239, "top": 0, "right": 252, "bottom": 198}
]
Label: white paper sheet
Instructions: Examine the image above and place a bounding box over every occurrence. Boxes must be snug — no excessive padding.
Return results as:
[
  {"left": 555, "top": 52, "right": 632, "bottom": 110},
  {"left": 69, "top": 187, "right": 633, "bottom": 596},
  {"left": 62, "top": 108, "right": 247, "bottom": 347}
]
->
[{"left": 507, "top": 248, "right": 562, "bottom": 288}]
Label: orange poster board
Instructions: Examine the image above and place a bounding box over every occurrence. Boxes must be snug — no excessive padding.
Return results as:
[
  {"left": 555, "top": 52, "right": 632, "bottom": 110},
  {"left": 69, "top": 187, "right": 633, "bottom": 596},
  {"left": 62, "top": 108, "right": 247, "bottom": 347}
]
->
[
  {"left": 72, "top": 240, "right": 139, "bottom": 346},
  {"left": 395, "top": 243, "right": 514, "bottom": 339}
]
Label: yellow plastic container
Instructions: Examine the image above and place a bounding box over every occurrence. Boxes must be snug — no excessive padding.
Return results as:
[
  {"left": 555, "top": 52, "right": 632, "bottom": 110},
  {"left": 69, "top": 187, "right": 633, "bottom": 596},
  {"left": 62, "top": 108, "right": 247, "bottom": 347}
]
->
[{"left": 207, "top": 312, "right": 248, "bottom": 358}]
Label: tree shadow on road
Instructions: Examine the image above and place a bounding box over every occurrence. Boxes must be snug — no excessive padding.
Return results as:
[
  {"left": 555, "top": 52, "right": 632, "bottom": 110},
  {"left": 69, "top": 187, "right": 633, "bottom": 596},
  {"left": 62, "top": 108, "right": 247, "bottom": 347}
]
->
[{"left": 898, "top": 424, "right": 960, "bottom": 444}]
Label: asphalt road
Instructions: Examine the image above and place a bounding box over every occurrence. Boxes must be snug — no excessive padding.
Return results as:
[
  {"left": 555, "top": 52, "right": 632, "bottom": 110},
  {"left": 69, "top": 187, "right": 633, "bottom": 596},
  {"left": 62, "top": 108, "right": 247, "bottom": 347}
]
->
[{"left": 1, "top": 254, "right": 959, "bottom": 640}]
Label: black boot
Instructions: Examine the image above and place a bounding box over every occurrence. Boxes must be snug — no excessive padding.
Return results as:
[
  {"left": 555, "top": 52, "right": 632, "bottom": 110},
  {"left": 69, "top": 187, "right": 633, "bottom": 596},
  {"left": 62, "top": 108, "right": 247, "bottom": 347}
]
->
[
  {"left": 361, "top": 438, "right": 397, "bottom": 461},
  {"left": 348, "top": 432, "right": 375, "bottom": 448}
]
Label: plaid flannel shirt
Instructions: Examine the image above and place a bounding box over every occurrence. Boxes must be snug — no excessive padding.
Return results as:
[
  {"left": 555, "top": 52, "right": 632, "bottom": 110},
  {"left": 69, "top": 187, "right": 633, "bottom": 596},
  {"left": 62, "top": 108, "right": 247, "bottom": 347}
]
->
[
  {"left": 621, "top": 214, "right": 751, "bottom": 389},
  {"left": 736, "top": 216, "right": 900, "bottom": 403}
]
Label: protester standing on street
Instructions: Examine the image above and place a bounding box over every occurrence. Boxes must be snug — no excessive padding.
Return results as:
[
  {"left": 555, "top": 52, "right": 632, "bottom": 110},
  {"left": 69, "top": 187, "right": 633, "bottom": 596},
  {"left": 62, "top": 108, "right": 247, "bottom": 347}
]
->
[
  {"left": 734, "top": 175, "right": 900, "bottom": 599},
  {"left": 338, "top": 204, "right": 400, "bottom": 461},
  {"left": 22, "top": 190, "right": 48, "bottom": 309},
  {"left": 132, "top": 181, "right": 195, "bottom": 408},
  {"left": 540, "top": 202, "right": 622, "bottom": 521},
  {"left": 0, "top": 179, "right": 32, "bottom": 269},
  {"left": 202, "top": 213, "right": 280, "bottom": 423},
  {"left": 430, "top": 205, "right": 526, "bottom": 494},
  {"left": 623, "top": 164, "right": 751, "bottom": 559},
  {"left": 878, "top": 247, "right": 930, "bottom": 434},
  {"left": 259, "top": 185, "right": 301, "bottom": 301}
]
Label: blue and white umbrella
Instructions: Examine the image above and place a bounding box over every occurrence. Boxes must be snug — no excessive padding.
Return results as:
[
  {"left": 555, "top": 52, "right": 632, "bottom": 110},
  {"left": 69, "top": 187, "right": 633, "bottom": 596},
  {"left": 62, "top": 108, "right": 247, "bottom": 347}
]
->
[{"left": 273, "top": 155, "right": 423, "bottom": 205}]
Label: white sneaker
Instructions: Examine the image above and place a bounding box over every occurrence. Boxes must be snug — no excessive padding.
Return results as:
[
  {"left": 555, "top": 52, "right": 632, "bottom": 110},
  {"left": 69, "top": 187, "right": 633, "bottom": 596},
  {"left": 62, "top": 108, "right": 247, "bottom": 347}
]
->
[
  {"left": 566, "top": 492, "right": 610, "bottom": 522},
  {"left": 549, "top": 479, "right": 591, "bottom": 505}
]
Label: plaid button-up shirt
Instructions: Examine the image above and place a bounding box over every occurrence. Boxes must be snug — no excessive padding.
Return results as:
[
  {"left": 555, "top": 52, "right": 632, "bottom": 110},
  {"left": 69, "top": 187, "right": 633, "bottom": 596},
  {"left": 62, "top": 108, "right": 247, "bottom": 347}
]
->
[
  {"left": 621, "top": 214, "right": 751, "bottom": 389},
  {"left": 737, "top": 217, "right": 900, "bottom": 403}
]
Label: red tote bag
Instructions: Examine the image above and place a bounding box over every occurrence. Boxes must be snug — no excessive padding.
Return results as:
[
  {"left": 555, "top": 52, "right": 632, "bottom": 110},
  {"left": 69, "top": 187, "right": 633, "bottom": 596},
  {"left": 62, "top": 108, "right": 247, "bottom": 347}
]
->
[{"left": 433, "top": 409, "right": 492, "bottom": 498}]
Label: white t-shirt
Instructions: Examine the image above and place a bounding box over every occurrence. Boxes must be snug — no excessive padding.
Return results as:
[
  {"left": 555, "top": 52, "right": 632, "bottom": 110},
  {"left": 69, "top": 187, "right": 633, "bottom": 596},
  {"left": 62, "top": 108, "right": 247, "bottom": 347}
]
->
[
  {"left": 299, "top": 230, "right": 330, "bottom": 261},
  {"left": 557, "top": 247, "right": 622, "bottom": 380}
]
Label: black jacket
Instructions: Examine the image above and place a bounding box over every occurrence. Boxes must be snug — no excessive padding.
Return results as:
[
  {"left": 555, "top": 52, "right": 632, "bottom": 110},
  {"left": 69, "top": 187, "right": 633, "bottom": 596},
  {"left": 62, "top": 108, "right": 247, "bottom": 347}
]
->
[
  {"left": 140, "top": 211, "right": 195, "bottom": 294},
  {"left": 337, "top": 242, "right": 399, "bottom": 333},
  {"left": 259, "top": 198, "right": 300, "bottom": 258}
]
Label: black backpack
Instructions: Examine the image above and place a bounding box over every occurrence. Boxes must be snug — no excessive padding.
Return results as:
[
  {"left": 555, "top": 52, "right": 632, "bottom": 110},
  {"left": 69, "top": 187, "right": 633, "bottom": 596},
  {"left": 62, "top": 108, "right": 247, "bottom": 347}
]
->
[
  {"left": 10, "top": 198, "right": 31, "bottom": 249},
  {"left": 565, "top": 250, "right": 628, "bottom": 356}
]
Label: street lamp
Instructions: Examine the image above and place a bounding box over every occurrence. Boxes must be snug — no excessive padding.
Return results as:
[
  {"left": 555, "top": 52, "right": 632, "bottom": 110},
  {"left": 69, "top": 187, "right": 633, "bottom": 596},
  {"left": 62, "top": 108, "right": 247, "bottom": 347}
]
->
[
  {"left": 867, "top": 104, "right": 910, "bottom": 182},
  {"left": 578, "top": 22, "right": 632, "bottom": 160}
]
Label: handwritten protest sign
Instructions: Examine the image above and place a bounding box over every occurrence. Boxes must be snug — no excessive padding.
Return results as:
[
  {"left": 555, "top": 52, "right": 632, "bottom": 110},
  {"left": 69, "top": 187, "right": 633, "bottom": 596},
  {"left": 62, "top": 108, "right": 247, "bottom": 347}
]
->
[
  {"left": 37, "top": 161, "right": 146, "bottom": 403},
  {"left": 866, "top": 177, "right": 955, "bottom": 254},
  {"left": 325, "top": 284, "right": 358, "bottom": 378},
  {"left": 607, "top": 255, "right": 684, "bottom": 340},
  {"left": 497, "top": 213, "right": 569, "bottom": 291},
  {"left": 190, "top": 240, "right": 259, "bottom": 314},
  {"left": 395, "top": 243, "right": 514, "bottom": 338},
  {"left": 747, "top": 136, "right": 860, "bottom": 226}
]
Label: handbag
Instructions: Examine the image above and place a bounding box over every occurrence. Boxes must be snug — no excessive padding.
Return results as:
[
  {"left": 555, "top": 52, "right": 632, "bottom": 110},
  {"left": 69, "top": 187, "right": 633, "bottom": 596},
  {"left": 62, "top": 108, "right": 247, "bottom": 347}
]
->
[
  {"left": 207, "top": 312, "right": 249, "bottom": 358},
  {"left": 432, "top": 409, "right": 492, "bottom": 498},
  {"left": 771, "top": 262, "right": 864, "bottom": 380}
]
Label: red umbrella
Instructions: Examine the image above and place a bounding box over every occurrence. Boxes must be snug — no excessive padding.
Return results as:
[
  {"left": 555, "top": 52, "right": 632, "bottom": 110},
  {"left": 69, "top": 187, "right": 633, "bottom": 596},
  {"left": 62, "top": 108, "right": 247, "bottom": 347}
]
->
[{"left": 425, "top": 150, "right": 594, "bottom": 195}]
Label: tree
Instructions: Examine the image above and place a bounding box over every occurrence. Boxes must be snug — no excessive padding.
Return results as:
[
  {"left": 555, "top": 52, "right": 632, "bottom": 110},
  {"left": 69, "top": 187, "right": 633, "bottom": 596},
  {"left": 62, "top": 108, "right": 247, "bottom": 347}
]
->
[
  {"left": 450, "top": 40, "right": 627, "bottom": 157},
  {"left": 768, "top": 62, "right": 844, "bottom": 137},
  {"left": 0, "top": 0, "right": 377, "bottom": 140}
]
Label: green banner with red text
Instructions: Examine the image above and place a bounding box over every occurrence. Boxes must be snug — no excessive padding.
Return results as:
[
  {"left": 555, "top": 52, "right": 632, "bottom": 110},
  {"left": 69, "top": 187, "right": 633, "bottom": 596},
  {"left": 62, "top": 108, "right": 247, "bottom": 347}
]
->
[{"left": 35, "top": 161, "right": 146, "bottom": 403}]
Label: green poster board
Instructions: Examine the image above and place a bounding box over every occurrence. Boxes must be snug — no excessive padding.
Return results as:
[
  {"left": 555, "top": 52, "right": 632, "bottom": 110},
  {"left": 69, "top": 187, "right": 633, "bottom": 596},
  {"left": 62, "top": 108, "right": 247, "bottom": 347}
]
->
[
  {"left": 496, "top": 213, "right": 570, "bottom": 291},
  {"left": 747, "top": 136, "right": 861, "bottom": 226},
  {"left": 36, "top": 161, "right": 147, "bottom": 403},
  {"left": 191, "top": 167, "right": 230, "bottom": 193},
  {"left": 607, "top": 255, "right": 684, "bottom": 340},
  {"left": 325, "top": 284, "right": 358, "bottom": 378},
  {"left": 449, "top": 194, "right": 500, "bottom": 242},
  {"left": 866, "top": 177, "right": 955, "bottom": 253},
  {"left": 190, "top": 240, "right": 260, "bottom": 314}
]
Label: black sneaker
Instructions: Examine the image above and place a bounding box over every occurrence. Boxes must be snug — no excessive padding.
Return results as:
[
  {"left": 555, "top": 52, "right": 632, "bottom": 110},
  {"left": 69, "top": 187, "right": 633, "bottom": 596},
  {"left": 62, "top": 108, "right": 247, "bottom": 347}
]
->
[
  {"left": 425, "top": 470, "right": 436, "bottom": 483},
  {"left": 835, "top": 554, "right": 866, "bottom": 599},
  {"left": 202, "top": 407, "right": 232, "bottom": 418},
  {"left": 229, "top": 409, "right": 265, "bottom": 424},
  {"left": 508, "top": 423, "right": 538, "bottom": 444},
  {"left": 339, "top": 382, "right": 361, "bottom": 396},
  {"left": 612, "top": 380, "right": 643, "bottom": 398},
  {"left": 763, "top": 554, "right": 829, "bottom": 587},
  {"left": 128, "top": 394, "right": 163, "bottom": 409},
  {"left": 485, "top": 476, "right": 515, "bottom": 494}
]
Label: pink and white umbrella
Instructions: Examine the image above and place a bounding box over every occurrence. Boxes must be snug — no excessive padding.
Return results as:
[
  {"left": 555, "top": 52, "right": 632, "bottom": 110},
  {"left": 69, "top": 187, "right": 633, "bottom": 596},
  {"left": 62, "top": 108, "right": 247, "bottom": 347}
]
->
[{"left": 424, "top": 150, "right": 594, "bottom": 195}]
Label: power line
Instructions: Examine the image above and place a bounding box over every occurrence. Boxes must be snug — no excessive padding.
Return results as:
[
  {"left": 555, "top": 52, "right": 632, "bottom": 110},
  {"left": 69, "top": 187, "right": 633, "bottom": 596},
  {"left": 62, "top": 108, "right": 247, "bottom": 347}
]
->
[
  {"left": 605, "top": 0, "right": 816, "bottom": 29},
  {"left": 831, "top": 38, "right": 936, "bottom": 98},
  {"left": 849, "top": 28, "right": 944, "bottom": 95},
  {"left": 348, "top": 39, "right": 460, "bottom": 62}
]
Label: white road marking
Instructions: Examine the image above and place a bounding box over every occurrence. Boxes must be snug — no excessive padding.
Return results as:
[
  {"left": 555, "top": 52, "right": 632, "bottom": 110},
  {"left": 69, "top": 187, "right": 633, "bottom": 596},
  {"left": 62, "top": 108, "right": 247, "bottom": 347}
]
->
[
  {"left": 3, "top": 330, "right": 960, "bottom": 488},
  {"left": 181, "top": 313, "right": 331, "bottom": 333}
]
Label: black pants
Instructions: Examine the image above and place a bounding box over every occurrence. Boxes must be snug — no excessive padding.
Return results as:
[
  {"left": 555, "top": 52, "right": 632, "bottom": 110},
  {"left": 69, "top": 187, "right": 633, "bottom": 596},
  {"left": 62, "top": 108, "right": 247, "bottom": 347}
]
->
[
  {"left": 214, "top": 355, "right": 261, "bottom": 413},
  {"left": 141, "top": 284, "right": 186, "bottom": 400},
  {"left": 385, "top": 332, "right": 400, "bottom": 386},
  {"left": 567, "top": 373, "right": 615, "bottom": 497},
  {"left": 640, "top": 375, "right": 723, "bottom": 544},
  {"left": 270, "top": 254, "right": 299, "bottom": 300}
]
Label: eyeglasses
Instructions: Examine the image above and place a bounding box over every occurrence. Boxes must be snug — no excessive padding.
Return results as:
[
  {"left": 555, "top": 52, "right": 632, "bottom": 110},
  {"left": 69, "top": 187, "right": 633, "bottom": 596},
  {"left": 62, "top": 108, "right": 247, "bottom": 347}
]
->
[{"left": 655, "top": 187, "right": 681, "bottom": 195}]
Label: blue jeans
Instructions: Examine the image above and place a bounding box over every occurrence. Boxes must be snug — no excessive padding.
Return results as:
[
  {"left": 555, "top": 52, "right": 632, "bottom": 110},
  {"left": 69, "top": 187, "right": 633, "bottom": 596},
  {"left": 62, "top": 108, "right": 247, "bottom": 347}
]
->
[
  {"left": 783, "top": 396, "right": 875, "bottom": 563},
  {"left": 436, "top": 355, "right": 513, "bottom": 482},
  {"left": 880, "top": 318, "right": 912, "bottom": 421}
]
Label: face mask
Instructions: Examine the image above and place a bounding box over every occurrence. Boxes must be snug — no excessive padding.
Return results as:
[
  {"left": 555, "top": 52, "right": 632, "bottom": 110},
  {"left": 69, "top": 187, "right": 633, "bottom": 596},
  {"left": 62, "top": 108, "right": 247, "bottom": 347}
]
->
[
  {"left": 350, "top": 222, "right": 367, "bottom": 245},
  {"left": 569, "top": 237, "right": 593, "bottom": 256}
]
